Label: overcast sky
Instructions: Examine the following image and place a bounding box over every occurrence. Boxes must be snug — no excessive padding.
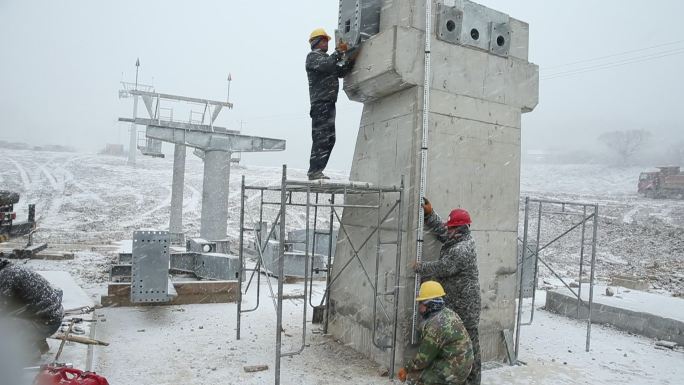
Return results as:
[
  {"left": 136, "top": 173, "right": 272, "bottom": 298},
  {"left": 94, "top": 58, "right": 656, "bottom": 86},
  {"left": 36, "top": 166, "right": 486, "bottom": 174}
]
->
[{"left": 1, "top": 0, "right": 682, "bottom": 171}]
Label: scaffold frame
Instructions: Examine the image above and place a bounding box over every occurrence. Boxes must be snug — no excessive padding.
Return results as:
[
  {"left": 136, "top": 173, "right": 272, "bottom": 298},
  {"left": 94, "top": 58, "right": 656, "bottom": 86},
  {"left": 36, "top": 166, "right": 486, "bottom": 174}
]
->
[
  {"left": 236, "top": 165, "right": 405, "bottom": 385},
  {"left": 515, "top": 197, "right": 599, "bottom": 362}
]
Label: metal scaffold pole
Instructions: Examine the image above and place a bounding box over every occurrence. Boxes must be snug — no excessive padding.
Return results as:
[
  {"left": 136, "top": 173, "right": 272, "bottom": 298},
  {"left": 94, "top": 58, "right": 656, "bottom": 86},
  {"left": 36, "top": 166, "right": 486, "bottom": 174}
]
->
[{"left": 275, "top": 165, "right": 287, "bottom": 385}]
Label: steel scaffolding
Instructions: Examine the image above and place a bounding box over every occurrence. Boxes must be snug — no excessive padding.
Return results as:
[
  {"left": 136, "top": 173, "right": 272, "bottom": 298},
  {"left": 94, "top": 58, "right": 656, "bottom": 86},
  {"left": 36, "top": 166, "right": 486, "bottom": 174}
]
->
[
  {"left": 236, "top": 165, "right": 405, "bottom": 385},
  {"left": 515, "top": 197, "right": 599, "bottom": 362}
]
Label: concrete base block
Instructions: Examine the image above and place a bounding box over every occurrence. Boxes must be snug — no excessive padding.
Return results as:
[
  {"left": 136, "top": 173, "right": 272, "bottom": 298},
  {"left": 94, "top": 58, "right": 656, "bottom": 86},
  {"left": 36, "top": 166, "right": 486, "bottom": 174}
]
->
[
  {"left": 545, "top": 288, "right": 684, "bottom": 345},
  {"left": 610, "top": 275, "right": 650, "bottom": 291},
  {"left": 101, "top": 281, "right": 238, "bottom": 307}
]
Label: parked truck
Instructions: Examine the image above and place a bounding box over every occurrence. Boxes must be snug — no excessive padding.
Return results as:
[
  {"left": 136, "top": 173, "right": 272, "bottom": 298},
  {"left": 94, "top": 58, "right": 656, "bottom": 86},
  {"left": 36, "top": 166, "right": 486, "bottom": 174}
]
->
[{"left": 638, "top": 166, "right": 684, "bottom": 199}]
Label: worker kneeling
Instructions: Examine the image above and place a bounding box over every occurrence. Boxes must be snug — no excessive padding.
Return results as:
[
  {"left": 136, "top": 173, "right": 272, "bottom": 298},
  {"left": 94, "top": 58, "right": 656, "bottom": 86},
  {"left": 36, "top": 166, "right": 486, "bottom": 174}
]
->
[{"left": 399, "top": 281, "right": 473, "bottom": 385}]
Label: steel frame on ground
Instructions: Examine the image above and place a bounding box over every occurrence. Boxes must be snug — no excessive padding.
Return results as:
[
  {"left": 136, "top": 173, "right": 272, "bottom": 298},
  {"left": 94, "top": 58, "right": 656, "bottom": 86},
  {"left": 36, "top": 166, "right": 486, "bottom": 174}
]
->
[
  {"left": 236, "top": 165, "right": 405, "bottom": 385},
  {"left": 514, "top": 197, "right": 599, "bottom": 362}
]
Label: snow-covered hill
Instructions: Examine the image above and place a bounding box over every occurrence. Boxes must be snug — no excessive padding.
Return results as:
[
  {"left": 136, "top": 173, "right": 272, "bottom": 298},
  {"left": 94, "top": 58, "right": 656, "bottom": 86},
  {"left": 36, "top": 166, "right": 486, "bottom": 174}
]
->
[{"left": 1, "top": 150, "right": 682, "bottom": 292}]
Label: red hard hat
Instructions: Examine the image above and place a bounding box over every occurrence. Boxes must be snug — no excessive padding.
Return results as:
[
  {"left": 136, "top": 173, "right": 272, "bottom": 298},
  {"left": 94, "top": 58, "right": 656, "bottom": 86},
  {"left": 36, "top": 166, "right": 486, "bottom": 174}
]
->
[{"left": 445, "top": 208, "right": 471, "bottom": 227}]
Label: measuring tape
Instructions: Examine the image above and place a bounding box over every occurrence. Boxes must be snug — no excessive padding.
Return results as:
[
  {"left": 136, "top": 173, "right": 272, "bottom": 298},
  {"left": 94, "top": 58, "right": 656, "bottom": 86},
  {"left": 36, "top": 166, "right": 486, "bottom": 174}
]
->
[{"left": 411, "top": 0, "right": 433, "bottom": 345}]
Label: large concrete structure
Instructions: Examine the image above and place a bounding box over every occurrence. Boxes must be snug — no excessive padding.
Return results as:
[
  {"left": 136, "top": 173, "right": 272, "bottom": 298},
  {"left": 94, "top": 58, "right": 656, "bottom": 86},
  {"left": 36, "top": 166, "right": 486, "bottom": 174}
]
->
[{"left": 328, "top": 0, "right": 539, "bottom": 369}]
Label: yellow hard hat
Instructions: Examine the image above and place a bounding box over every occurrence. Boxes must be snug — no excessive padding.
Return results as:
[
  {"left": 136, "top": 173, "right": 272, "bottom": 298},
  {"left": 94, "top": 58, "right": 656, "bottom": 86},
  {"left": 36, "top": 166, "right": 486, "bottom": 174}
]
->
[
  {"left": 415, "top": 281, "right": 446, "bottom": 302},
  {"left": 309, "top": 28, "right": 331, "bottom": 42}
]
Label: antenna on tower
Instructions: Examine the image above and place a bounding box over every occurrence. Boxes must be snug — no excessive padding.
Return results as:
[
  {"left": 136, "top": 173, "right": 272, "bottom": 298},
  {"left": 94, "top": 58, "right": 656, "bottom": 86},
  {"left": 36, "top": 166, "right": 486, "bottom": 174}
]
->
[{"left": 227, "top": 73, "right": 232, "bottom": 103}]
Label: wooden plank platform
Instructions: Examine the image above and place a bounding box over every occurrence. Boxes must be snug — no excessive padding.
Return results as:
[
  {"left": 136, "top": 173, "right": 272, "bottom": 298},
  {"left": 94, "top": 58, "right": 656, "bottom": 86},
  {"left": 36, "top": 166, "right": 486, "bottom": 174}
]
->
[{"left": 101, "top": 280, "right": 238, "bottom": 307}]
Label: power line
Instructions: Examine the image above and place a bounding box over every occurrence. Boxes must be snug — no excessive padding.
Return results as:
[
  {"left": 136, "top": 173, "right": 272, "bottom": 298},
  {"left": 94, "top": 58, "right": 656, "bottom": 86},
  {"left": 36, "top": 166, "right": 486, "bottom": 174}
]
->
[
  {"left": 541, "top": 39, "right": 684, "bottom": 71},
  {"left": 542, "top": 48, "right": 684, "bottom": 80}
]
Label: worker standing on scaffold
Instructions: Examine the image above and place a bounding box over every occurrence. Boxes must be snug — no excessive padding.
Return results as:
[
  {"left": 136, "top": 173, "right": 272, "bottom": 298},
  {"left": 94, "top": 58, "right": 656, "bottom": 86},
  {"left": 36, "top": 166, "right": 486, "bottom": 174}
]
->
[{"left": 305, "top": 28, "right": 357, "bottom": 180}]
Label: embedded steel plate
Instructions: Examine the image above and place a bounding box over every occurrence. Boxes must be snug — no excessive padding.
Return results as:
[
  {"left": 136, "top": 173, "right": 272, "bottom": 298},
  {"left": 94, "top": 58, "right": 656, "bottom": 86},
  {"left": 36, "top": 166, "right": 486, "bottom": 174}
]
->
[
  {"left": 131, "top": 230, "right": 171, "bottom": 303},
  {"left": 489, "top": 22, "right": 511, "bottom": 57},
  {"left": 436, "top": 4, "right": 463, "bottom": 44},
  {"left": 337, "top": 0, "right": 382, "bottom": 46}
]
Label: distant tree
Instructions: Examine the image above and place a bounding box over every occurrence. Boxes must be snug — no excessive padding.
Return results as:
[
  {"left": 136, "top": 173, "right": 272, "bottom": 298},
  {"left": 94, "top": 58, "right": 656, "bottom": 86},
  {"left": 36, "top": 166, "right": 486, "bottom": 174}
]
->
[{"left": 598, "top": 129, "right": 651, "bottom": 165}]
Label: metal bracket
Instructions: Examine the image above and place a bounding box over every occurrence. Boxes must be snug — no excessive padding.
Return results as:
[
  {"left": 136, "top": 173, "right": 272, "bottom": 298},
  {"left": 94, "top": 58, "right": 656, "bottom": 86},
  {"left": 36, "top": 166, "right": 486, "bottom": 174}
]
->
[
  {"left": 130, "top": 230, "right": 174, "bottom": 303},
  {"left": 436, "top": 4, "right": 463, "bottom": 44},
  {"left": 489, "top": 22, "right": 511, "bottom": 57}
]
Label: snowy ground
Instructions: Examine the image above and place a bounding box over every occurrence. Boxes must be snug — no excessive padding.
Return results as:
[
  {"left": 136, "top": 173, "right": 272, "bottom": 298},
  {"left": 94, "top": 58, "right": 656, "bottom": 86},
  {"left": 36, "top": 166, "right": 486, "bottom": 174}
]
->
[
  {"left": 520, "top": 163, "right": 684, "bottom": 294},
  {"left": 1, "top": 149, "right": 683, "bottom": 384}
]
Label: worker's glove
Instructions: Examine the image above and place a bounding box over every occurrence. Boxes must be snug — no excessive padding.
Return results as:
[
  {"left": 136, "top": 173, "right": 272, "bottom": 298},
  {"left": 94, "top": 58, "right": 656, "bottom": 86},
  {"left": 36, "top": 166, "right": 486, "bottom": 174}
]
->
[
  {"left": 422, "top": 197, "right": 433, "bottom": 217},
  {"left": 336, "top": 40, "right": 349, "bottom": 52},
  {"left": 398, "top": 367, "right": 408, "bottom": 382}
]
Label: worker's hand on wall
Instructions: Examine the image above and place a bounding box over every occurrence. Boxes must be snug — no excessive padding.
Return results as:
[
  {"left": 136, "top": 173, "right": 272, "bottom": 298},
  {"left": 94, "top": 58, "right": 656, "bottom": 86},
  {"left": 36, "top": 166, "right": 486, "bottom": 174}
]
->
[
  {"left": 398, "top": 367, "right": 407, "bottom": 382},
  {"left": 422, "top": 197, "right": 433, "bottom": 217}
]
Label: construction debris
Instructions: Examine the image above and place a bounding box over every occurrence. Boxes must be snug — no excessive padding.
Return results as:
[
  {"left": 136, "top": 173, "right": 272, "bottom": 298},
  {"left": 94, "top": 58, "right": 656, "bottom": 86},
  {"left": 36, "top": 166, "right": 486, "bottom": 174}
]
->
[
  {"left": 243, "top": 365, "right": 269, "bottom": 373},
  {"left": 655, "top": 340, "right": 678, "bottom": 350},
  {"left": 51, "top": 334, "right": 109, "bottom": 346}
]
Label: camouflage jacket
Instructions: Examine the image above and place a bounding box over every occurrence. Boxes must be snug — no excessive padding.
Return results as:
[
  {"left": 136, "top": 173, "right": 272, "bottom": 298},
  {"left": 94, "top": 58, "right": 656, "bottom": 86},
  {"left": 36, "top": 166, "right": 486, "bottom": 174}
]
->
[
  {"left": 416, "top": 212, "right": 481, "bottom": 329},
  {"left": 0, "top": 261, "right": 64, "bottom": 325},
  {"left": 305, "top": 49, "right": 353, "bottom": 104},
  {"left": 406, "top": 307, "right": 474, "bottom": 382}
]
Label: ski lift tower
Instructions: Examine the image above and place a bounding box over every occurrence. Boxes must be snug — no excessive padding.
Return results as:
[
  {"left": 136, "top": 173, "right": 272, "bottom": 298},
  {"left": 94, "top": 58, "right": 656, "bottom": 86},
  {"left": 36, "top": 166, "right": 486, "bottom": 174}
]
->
[
  {"left": 119, "top": 89, "right": 286, "bottom": 245},
  {"left": 119, "top": 82, "right": 155, "bottom": 165}
]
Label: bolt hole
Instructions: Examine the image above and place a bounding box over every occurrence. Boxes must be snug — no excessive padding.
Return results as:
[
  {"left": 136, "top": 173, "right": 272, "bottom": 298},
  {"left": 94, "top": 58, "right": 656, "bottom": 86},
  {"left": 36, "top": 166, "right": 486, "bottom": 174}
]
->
[
  {"left": 470, "top": 28, "right": 479, "bottom": 41},
  {"left": 446, "top": 20, "right": 456, "bottom": 32},
  {"left": 497, "top": 35, "right": 505, "bottom": 47}
]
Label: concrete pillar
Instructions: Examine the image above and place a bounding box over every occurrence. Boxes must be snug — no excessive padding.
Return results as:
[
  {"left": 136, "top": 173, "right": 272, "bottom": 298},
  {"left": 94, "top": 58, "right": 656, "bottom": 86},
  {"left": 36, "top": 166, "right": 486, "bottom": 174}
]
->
[
  {"left": 169, "top": 144, "right": 186, "bottom": 234},
  {"left": 328, "top": 0, "right": 538, "bottom": 369},
  {"left": 127, "top": 95, "right": 139, "bottom": 166},
  {"left": 200, "top": 150, "right": 231, "bottom": 240}
]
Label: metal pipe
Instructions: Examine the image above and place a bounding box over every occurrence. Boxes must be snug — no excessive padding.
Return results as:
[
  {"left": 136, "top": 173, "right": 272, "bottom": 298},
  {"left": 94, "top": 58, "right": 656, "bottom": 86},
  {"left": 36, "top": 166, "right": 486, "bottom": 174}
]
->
[
  {"left": 514, "top": 197, "right": 530, "bottom": 361},
  {"left": 577, "top": 205, "right": 587, "bottom": 318},
  {"left": 275, "top": 165, "right": 287, "bottom": 385},
  {"left": 281, "top": 186, "right": 311, "bottom": 357},
  {"left": 260, "top": 201, "right": 380, "bottom": 209},
  {"left": 524, "top": 201, "right": 543, "bottom": 325},
  {"left": 309, "top": 193, "right": 320, "bottom": 308},
  {"left": 325, "top": 202, "right": 399, "bottom": 291},
  {"left": 283, "top": 179, "right": 402, "bottom": 192},
  {"left": 237, "top": 175, "right": 245, "bottom": 340},
  {"left": 527, "top": 198, "right": 598, "bottom": 207},
  {"left": 389, "top": 176, "right": 405, "bottom": 380},
  {"left": 331, "top": 207, "right": 392, "bottom": 323},
  {"left": 536, "top": 214, "right": 594, "bottom": 255},
  {"left": 586, "top": 204, "right": 599, "bottom": 352},
  {"left": 323, "top": 193, "right": 335, "bottom": 334}
]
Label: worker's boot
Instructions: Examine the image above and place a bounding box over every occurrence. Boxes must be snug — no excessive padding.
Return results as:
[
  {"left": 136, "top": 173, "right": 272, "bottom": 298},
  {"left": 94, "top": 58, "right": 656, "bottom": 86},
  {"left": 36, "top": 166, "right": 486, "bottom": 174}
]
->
[{"left": 308, "top": 171, "right": 330, "bottom": 181}]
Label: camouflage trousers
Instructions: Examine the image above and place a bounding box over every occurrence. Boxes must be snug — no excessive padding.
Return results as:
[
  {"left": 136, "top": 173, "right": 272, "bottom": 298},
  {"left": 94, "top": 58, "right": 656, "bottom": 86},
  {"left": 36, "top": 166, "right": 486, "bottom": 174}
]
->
[
  {"left": 407, "top": 357, "right": 473, "bottom": 385},
  {"left": 465, "top": 326, "right": 481, "bottom": 385}
]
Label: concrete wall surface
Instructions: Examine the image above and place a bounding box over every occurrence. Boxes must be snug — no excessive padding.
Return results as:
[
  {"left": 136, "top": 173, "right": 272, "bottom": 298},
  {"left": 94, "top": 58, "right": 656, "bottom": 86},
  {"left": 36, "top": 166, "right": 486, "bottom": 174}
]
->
[{"left": 328, "top": 0, "right": 538, "bottom": 370}]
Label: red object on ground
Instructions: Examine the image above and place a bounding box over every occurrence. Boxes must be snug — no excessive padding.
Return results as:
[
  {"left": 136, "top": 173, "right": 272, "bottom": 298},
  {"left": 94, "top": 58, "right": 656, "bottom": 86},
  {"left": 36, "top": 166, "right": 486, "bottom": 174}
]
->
[
  {"left": 33, "top": 366, "right": 110, "bottom": 385},
  {"left": 446, "top": 208, "right": 472, "bottom": 227}
]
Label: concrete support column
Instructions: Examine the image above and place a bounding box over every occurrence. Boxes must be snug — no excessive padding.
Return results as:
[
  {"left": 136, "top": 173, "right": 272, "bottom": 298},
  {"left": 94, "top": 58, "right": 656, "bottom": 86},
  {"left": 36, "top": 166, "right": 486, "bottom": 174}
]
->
[
  {"left": 169, "top": 144, "right": 186, "bottom": 234},
  {"left": 200, "top": 150, "right": 231, "bottom": 240},
  {"left": 328, "top": 0, "right": 539, "bottom": 369},
  {"left": 127, "top": 95, "right": 138, "bottom": 166}
]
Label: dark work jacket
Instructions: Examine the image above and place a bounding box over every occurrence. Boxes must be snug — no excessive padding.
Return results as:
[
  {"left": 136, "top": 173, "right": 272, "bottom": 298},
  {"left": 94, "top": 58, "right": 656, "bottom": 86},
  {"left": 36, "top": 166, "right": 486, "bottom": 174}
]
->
[
  {"left": 0, "top": 261, "right": 64, "bottom": 326},
  {"left": 306, "top": 49, "right": 353, "bottom": 104}
]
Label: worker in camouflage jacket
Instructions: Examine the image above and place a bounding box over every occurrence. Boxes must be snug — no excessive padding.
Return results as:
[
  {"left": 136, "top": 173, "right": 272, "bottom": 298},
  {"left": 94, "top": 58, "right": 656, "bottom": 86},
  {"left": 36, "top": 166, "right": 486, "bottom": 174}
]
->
[
  {"left": 413, "top": 198, "right": 482, "bottom": 385},
  {"left": 398, "top": 281, "right": 473, "bottom": 384},
  {"left": 0, "top": 259, "right": 64, "bottom": 356},
  {"left": 305, "top": 28, "right": 356, "bottom": 180}
]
